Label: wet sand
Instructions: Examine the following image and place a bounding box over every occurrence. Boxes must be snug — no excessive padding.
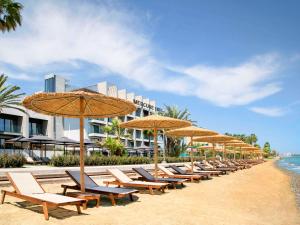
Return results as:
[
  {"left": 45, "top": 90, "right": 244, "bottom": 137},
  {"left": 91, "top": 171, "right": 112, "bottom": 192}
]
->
[{"left": 0, "top": 160, "right": 299, "bottom": 225}]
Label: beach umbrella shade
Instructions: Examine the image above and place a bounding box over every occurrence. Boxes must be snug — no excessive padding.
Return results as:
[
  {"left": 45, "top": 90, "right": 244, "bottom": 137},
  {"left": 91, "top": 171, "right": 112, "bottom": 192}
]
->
[
  {"left": 56, "top": 136, "right": 79, "bottom": 155},
  {"left": 193, "top": 135, "right": 236, "bottom": 159},
  {"left": 28, "top": 135, "right": 57, "bottom": 158},
  {"left": 120, "top": 114, "right": 192, "bottom": 178},
  {"left": 5, "top": 136, "right": 32, "bottom": 153},
  {"left": 165, "top": 126, "right": 218, "bottom": 172},
  {"left": 23, "top": 89, "right": 136, "bottom": 192}
]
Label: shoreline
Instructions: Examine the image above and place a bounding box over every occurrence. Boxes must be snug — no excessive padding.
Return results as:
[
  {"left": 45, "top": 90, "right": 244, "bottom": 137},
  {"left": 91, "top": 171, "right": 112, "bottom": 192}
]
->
[{"left": 275, "top": 159, "right": 300, "bottom": 209}]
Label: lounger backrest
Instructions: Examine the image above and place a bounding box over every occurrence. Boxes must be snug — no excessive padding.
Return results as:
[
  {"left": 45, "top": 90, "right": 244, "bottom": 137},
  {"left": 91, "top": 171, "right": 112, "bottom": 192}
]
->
[
  {"left": 66, "top": 170, "right": 98, "bottom": 188},
  {"left": 169, "top": 165, "right": 186, "bottom": 174},
  {"left": 133, "top": 168, "right": 154, "bottom": 181},
  {"left": 107, "top": 168, "right": 132, "bottom": 183},
  {"left": 185, "top": 164, "right": 192, "bottom": 170},
  {"left": 158, "top": 165, "right": 174, "bottom": 175},
  {"left": 7, "top": 172, "right": 44, "bottom": 194}
]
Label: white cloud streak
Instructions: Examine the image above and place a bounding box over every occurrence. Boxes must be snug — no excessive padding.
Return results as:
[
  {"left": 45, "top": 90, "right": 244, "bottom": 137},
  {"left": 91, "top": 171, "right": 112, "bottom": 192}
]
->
[
  {"left": 0, "top": 1, "right": 283, "bottom": 107},
  {"left": 249, "top": 107, "right": 287, "bottom": 117}
]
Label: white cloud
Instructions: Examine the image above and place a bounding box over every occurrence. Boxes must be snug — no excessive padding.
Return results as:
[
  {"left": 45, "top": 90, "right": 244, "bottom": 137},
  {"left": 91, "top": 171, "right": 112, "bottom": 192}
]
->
[
  {"left": 0, "top": 1, "right": 282, "bottom": 107},
  {"left": 171, "top": 53, "right": 282, "bottom": 107},
  {"left": 249, "top": 107, "right": 286, "bottom": 117}
]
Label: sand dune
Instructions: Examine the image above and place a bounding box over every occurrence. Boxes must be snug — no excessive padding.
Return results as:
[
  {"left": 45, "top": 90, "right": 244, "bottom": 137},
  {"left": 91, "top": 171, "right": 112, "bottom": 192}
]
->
[{"left": 0, "top": 160, "right": 299, "bottom": 225}]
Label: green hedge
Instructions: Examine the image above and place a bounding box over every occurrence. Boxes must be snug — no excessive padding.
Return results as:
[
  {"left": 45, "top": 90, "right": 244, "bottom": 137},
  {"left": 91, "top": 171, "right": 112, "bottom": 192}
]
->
[
  {"left": 50, "top": 155, "right": 197, "bottom": 167},
  {"left": 0, "top": 154, "right": 26, "bottom": 168}
]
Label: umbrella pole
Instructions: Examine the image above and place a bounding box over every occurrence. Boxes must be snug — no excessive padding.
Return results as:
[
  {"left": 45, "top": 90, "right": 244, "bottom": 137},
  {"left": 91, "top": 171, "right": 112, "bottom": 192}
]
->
[
  {"left": 79, "top": 97, "right": 85, "bottom": 193},
  {"left": 212, "top": 143, "right": 215, "bottom": 159},
  {"left": 190, "top": 136, "right": 194, "bottom": 174},
  {"left": 153, "top": 128, "right": 158, "bottom": 179},
  {"left": 223, "top": 143, "right": 226, "bottom": 160}
]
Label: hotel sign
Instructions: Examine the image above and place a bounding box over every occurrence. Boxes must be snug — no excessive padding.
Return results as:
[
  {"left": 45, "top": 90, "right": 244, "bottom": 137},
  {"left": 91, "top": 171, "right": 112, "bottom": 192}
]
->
[{"left": 133, "top": 99, "right": 163, "bottom": 112}]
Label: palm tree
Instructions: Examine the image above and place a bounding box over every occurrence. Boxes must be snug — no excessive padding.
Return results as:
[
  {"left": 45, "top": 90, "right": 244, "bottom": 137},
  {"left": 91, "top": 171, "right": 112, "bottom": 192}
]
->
[
  {"left": 160, "top": 105, "right": 193, "bottom": 156},
  {"left": 143, "top": 129, "right": 154, "bottom": 144},
  {"left": 103, "top": 118, "right": 130, "bottom": 141},
  {"left": 0, "top": 0, "right": 23, "bottom": 32},
  {"left": 0, "top": 74, "right": 25, "bottom": 113}
]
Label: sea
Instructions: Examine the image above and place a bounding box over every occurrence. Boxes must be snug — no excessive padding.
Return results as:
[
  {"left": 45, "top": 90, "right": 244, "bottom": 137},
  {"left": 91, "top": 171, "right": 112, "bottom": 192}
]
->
[{"left": 277, "top": 156, "right": 300, "bottom": 206}]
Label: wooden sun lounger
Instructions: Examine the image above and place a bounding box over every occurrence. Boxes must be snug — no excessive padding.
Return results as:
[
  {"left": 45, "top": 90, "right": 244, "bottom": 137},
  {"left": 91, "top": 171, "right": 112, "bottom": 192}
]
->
[
  {"left": 62, "top": 170, "right": 139, "bottom": 206},
  {"left": 132, "top": 167, "right": 187, "bottom": 188},
  {"left": 184, "top": 164, "right": 220, "bottom": 176},
  {"left": 194, "top": 163, "right": 225, "bottom": 175},
  {"left": 158, "top": 165, "right": 201, "bottom": 182},
  {"left": 104, "top": 168, "right": 168, "bottom": 195},
  {"left": 1, "top": 172, "right": 84, "bottom": 220},
  {"left": 169, "top": 165, "right": 210, "bottom": 180}
]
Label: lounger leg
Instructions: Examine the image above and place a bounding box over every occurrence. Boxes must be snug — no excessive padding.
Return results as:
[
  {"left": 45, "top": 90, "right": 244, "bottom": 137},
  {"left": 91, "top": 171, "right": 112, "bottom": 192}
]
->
[
  {"left": 181, "top": 182, "right": 184, "bottom": 187},
  {"left": 42, "top": 202, "right": 49, "bottom": 220},
  {"left": 109, "top": 194, "right": 116, "bottom": 206},
  {"left": 1, "top": 191, "right": 6, "bottom": 204},
  {"left": 149, "top": 187, "right": 154, "bottom": 195},
  {"left": 62, "top": 186, "right": 67, "bottom": 195},
  {"left": 82, "top": 201, "right": 87, "bottom": 210},
  {"left": 76, "top": 204, "right": 82, "bottom": 214},
  {"left": 173, "top": 183, "right": 176, "bottom": 189},
  {"left": 96, "top": 195, "right": 100, "bottom": 207},
  {"left": 129, "top": 194, "right": 134, "bottom": 202}
]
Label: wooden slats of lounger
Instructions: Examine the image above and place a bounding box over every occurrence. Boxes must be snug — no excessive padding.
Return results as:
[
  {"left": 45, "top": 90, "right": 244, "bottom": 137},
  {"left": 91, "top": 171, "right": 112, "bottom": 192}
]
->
[
  {"left": 1, "top": 172, "right": 84, "bottom": 220},
  {"left": 105, "top": 168, "right": 168, "bottom": 195},
  {"left": 62, "top": 170, "right": 139, "bottom": 205},
  {"left": 157, "top": 165, "right": 201, "bottom": 182},
  {"left": 132, "top": 167, "right": 187, "bottom": 188}
]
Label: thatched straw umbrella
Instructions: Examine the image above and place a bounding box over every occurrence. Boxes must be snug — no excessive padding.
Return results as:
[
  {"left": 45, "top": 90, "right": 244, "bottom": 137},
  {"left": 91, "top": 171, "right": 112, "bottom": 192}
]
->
[
  {"left": 165, "top": 126, "right": 218, "bottom": 173},
  {"left": 193, "top": 134, "right": 235, "bottom": 159},
  {"left": 241, "top": 146, "right": 259, "bottom": 159},
  {"left": 120, "top": 115, "right": 191, "bottom": 178},
  {"left": 226, "top": 140, "right": 249, "bottom": 159},
  {"left": 23, "top": 90, "right": 136, "bottom": 192}
]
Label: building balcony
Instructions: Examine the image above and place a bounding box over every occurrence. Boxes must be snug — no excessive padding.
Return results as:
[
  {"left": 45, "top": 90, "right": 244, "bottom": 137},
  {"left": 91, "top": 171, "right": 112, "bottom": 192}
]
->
[
  {"left": 88, "top": 133, "right": 106, "bottom": 138},
  {"left": 89, "top": 119, "right": 106, "bottom": 124}
]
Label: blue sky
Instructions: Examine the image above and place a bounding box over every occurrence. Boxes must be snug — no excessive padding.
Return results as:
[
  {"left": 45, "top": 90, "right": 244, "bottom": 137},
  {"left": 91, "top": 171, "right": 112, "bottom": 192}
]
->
[{"left": 1, "top": 0, "right": 300, "bottom": 153}]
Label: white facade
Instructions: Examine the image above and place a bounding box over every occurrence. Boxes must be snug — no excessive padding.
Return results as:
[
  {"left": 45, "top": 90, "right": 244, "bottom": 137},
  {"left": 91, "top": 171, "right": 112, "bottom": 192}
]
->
[
  {"left": 64, "top": 81, "right": 164, "bottom": 149},
  {"left": 0, "top": 75, "right": 164, "bottom": 150}
]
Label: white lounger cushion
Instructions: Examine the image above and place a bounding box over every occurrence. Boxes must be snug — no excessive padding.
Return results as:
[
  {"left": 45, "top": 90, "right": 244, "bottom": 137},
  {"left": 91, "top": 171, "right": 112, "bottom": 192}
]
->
[
  {"left": 26, "top": 193, "right": 81, "bottom": 204},
  {"left": 107, "top": 169, "right": 133, "bottom": 183},
  {"left": 8, "top": 172, "right": 44, "bottom": 194},
  {"left": 128, "top": 181, "right": 166, "bottom": 186},
  {"left": 158, "top": 165, "right": 174, "bottom": 176},
  {"left": 184, "top": 164, "right": 197, "bottom": 172},
  {"left": 107, "top": 169, "right": 166, "bottom": 186}
]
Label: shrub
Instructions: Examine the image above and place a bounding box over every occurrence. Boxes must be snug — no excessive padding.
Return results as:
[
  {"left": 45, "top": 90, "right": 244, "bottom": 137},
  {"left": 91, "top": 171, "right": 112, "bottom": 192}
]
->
[
  {"left": 50, "top": 155, "right": 192, "bottom": 167},
  {"left": 0, "top": 154, "right": 26, "bottom": 168}
]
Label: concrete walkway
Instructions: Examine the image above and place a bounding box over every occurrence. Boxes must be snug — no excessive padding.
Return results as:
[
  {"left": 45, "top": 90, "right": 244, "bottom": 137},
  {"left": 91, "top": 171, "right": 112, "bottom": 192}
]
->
[{"left": 0, "top": 162, "right": 181, "bottom": 176}]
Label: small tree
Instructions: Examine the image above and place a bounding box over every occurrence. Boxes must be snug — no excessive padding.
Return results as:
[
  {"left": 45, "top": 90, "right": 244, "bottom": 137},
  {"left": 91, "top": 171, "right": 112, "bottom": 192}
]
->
[
  {"left": 263, "top": 142, "right": 271, "bottom": 157},
  {"left": 0, "top": 74, "right": 25, "bottom": 113},
  {"left": 103, "top": 118, "right": 130, "bottom": 140},
  {"left": 102, "top": 137, "right": 125, "bottom": 156}
]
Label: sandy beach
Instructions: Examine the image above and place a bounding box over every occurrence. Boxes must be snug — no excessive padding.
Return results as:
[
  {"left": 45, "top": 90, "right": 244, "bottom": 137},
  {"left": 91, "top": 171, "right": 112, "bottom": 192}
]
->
[{"left": 0, "top": 160, "right": 299, "bottom": 225}]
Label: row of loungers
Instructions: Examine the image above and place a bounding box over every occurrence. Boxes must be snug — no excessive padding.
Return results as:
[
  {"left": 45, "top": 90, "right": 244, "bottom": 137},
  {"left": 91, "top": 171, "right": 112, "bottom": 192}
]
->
[{"left": 1, "top": 159, "right": 264, "bottom": 220}]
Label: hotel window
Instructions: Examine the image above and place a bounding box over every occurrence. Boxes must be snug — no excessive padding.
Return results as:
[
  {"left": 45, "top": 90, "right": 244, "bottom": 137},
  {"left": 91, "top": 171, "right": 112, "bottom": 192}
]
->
[
  {"left": 136, "top": 141, "right": 142, "bottom": 147},
  {"left": 143, "top": 109, "right": 149, "bottom": 117},
  {"left": 0, "top": 115, "right": 19, "bottom": 133},
  {"left": 136, "top": 130, "right": 141, "bottom": 139},
  {"left": 29, "top": 119, "right": 44, "bottom": 136},
  {"left": 135, "top": 108, "right": 142, "bottom": 117}
]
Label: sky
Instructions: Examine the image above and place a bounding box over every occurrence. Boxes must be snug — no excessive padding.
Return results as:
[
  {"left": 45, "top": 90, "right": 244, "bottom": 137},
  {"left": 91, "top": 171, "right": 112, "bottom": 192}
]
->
[{"left": 0, "top": 0, "right": 300, "bottom": 153}]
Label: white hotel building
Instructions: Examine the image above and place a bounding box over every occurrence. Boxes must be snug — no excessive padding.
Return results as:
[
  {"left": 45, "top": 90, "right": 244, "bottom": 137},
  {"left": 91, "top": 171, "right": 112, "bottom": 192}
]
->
[{"left": 0, "top": 74, "right": 164, "bottom": 151}]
